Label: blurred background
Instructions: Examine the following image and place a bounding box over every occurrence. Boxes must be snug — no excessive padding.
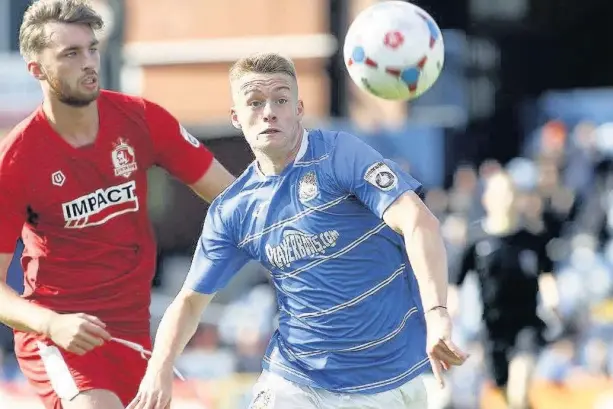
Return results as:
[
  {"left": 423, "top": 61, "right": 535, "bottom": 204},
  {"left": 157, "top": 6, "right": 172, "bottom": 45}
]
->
[{"left": 2, "top": 0, "right": 613, "bottom": 408}]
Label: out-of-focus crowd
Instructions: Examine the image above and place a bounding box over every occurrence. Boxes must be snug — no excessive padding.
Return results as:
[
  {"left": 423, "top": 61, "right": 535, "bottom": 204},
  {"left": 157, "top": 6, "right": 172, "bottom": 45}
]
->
[{"left": 430, "top": 119, "right": 613, "bottom": 408}]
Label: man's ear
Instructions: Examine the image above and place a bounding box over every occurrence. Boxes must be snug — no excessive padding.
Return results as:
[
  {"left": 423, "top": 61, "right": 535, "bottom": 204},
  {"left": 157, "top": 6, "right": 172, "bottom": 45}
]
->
[
  {"left": 27, "top": 60, "right": 47, "bottom": 81},
  {"left": 230, "top": 108, "right": 241, "bottom": 129},
  {"left": 296, "top": 99, "right": 304, "bottom": 120}
]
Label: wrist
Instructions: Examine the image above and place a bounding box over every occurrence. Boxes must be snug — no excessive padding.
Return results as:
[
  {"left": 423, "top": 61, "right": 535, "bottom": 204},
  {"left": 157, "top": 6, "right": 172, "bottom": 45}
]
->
[
  {"left": 148, "top": 355, "right": 175, "bottom": 374},
  {"left": 39, "top": 310, "right": 60, "bottom": 337},
  {"left": 424, "top": 305, "right": 447, "bottom": 314}
]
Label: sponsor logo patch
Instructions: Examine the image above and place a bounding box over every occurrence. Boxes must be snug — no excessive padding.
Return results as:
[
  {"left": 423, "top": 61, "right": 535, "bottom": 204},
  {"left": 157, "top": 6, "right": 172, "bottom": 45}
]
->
[
  {"left": 62, "top": 181, "right": 138, "bottom": 228},
  {"left": 265, "top": 228, "right": 340, "bottom": 269}
]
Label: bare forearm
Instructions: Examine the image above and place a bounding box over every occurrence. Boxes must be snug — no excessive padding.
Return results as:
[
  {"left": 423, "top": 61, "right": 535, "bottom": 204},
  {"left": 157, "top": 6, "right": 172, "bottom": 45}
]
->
[
  {"left": 0, "top": 281, "right": 57, "bottom": 334},
  {"left": 148, "top": 294, "right": 210, "bottom": 372},
  {"left": 189, "top": 159, "right": 235, "bottom": 202},
  {"left": 404, "top": 220, "right": 448, "bottom": 309}
]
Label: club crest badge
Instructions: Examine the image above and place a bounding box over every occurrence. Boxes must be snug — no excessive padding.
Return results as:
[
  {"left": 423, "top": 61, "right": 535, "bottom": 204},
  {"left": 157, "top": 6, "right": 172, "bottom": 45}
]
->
[
  {"left": 298, "top": 171, "right": 319, "bottom": 203},
  {"left": 111, "top": 139, "right": 137, "bottom": 178}
]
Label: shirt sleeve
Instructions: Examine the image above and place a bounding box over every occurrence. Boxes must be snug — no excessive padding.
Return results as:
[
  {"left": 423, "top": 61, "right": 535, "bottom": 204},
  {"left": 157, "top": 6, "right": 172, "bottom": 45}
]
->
[
  {"left": 144, "top": 100, "right": 214, "bottom": 185},
  {"left": 0, "top": 148, "right": 26, "bottom": 253},
  {"left": 184, "top": 202, "right": 251, "bottom": 294},
  {"left": 329, "top": 131, "right": 423, "bottom": 219}
]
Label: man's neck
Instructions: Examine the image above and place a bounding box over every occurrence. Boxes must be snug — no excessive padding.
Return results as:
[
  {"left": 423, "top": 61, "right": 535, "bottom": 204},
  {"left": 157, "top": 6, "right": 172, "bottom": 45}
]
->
[
  {"left": 256, "top": 128, "right": 304, "bottom": 176},
  {"left": 43, "top": 97, "right": 99, "bottom": 147}
]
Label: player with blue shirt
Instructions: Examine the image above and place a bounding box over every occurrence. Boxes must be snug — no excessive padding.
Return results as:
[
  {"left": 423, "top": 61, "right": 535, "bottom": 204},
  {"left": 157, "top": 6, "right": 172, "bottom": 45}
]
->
[{"left": 128, "top": 53, "right": 468, "bottom": 409}]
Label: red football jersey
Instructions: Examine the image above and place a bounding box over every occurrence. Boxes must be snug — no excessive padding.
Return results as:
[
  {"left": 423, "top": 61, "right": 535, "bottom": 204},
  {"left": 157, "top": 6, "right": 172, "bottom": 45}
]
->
[{"left": 0, "top": 90, "right": 214, "bottom": 336}]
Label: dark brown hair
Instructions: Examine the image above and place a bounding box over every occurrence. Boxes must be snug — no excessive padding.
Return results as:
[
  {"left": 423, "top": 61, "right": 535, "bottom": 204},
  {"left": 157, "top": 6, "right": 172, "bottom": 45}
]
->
[{"left": 19, "top": 0, "right": 104, "bottom": 59}]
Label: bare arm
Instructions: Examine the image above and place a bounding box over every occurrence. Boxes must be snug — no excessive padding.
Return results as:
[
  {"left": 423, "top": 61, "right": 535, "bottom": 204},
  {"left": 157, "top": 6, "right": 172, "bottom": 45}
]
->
[
  {"left": 383, "top": 191, "right": 466, "bottom": 386},
  {"left": 0, "top": 252, "right": 58, "bottom": 335},
  {"left": 383, "top": 191, "right": 448, "bottom": 309},
  {"left": 147, "top": 288, "right": 215, "bottom": 373},
  {"left": 128, "top": 288, "right": 216, "bottom": 408},
  {"left": 189, "top": 159, "right": 235, "bottom": 203}
]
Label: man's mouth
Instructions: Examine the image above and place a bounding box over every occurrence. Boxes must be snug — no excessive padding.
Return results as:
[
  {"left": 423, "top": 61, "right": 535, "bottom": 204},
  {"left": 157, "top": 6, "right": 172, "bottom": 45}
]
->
[
  {"left": 260, "top": 128, "right": 281, "bottom": 135},
  {"left": 82, "top": 76, "right": 98, "bottom": 85}
]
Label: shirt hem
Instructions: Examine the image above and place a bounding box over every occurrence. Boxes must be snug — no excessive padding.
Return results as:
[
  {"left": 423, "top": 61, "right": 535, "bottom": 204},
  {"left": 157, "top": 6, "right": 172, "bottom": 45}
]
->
[{"left": 262, "top": 355, "right": 430, "bottom": 395}]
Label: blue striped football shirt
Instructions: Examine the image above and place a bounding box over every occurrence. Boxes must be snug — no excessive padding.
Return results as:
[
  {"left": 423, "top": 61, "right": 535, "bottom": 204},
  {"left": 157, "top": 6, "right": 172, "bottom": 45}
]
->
[{"left": 186, "top": 129, "right": 430, "bottom": 394}]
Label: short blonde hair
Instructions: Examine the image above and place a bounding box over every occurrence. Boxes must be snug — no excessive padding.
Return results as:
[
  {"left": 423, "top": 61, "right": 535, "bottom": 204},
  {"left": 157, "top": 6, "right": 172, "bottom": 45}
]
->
[
  {"left": 229, "top": 53, "right": 297, "bottom": 82},
  {"left": 19, "top": 0, "right": 103, "bottom": 59}
]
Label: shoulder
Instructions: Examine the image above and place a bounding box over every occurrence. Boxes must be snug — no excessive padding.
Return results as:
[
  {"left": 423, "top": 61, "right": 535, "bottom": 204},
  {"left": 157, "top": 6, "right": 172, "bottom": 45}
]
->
[
  {"left": 98, "top": 90, "right": 150, "bottom": 119},
  {"left": 309, "top": 128, "right": 362, "bottom": 149},
  {"left": 0, "top": 111, "right": 43, "bottom": 174},
  {"left": 316, "top": 128, "right": 377, "bottom": 161},
  {"left": 99, "top": 89, "right": 145, "bottom": 107},
  {"left": 305, "top": 128, "right": 368, "bottom": 165},
  {"left": 100, "top": 91, "right": 172, "bottom": 117},
  {"left": 99, "top": 91, "right": 180, "bottom": 137}
]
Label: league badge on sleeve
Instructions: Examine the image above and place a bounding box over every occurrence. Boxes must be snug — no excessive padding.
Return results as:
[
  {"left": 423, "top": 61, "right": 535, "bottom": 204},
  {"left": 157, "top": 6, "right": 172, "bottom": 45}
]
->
[
  {"left": 364, "top": 162, "right": 398, "bottom": 191},
  {"left": 180, "top": 124, "right": 201, "bottom": 148}
]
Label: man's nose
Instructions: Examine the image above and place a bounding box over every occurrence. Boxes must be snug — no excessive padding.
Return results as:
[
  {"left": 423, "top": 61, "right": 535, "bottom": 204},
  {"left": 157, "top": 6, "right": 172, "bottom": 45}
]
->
[{"left": 262, "top": 101, "right": 277, "bottom": 122}]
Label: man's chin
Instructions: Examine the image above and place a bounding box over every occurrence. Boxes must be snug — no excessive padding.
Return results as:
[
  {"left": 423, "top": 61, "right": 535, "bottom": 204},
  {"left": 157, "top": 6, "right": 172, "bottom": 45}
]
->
[
  {"left": 59, "top": 91, "right": 100, "bottom": 107},
  {"left": 83, "top": 88, "right": 101, "bottom": 100},
  {"left": 257, "top": 131, "right": 285, "bottom": 141}
]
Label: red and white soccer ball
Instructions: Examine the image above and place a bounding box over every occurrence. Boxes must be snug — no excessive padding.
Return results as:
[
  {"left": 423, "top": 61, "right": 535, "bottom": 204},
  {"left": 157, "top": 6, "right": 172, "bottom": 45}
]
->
[{"left": 343, "top": 1, "right": 445, "bottom": 101}]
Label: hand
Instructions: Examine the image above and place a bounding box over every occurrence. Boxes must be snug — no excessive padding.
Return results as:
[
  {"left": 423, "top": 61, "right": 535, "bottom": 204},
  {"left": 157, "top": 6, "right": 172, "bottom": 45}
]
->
[
  {"left": 45, "top": 313, "right": 111, "bottom": 355},
  {"left": 127, "top": 366, "right": 174, "bottom": 409},
  {"left": 424, "top": 307, "right": 468, "bottom": 388}
]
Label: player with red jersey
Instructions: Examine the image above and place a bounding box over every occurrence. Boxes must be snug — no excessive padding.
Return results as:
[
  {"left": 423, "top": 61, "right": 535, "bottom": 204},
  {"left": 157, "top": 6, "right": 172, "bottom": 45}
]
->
[{"left": 0, "top": 1, "right": 235, "bottom": 408}]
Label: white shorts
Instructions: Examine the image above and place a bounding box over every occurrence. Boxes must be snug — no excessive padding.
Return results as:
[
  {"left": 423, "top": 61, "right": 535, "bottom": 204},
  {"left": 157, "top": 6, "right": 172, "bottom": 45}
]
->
[{"left": 248, "top": 371, "right": 428, "bottom": 409}]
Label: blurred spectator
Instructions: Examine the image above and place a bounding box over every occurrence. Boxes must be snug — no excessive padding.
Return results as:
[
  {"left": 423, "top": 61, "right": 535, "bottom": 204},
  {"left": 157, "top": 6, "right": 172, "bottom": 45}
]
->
[{"left": 450, "top": 170, "right": 560, "bottom": 409}]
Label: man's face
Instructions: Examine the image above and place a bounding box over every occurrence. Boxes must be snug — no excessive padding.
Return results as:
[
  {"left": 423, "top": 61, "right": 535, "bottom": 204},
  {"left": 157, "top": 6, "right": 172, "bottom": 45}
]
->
[
  {"left": 483, "top": 175, "right": 517, "bottom": 215},
  {"left": 230, "top": 73, "right": 304, "bottom": 156},
  {"left": 31, "top": 22, "right": 101, "bottom": 107}
]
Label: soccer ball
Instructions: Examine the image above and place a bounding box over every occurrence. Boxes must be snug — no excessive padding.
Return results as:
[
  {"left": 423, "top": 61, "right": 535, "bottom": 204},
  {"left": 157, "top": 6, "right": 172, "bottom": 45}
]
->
[{"left": 343, "top": 1, "right": 445, "bottom": 101}]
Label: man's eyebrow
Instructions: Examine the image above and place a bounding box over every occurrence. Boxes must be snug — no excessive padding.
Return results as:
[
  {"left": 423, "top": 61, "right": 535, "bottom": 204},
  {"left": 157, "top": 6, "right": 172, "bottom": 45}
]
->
[
  {"left": 242, "top": 87, "right": 260, "bottom": 95},
  {"left": 59, "top": 39, "right": 99, "bottom": 53}
]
